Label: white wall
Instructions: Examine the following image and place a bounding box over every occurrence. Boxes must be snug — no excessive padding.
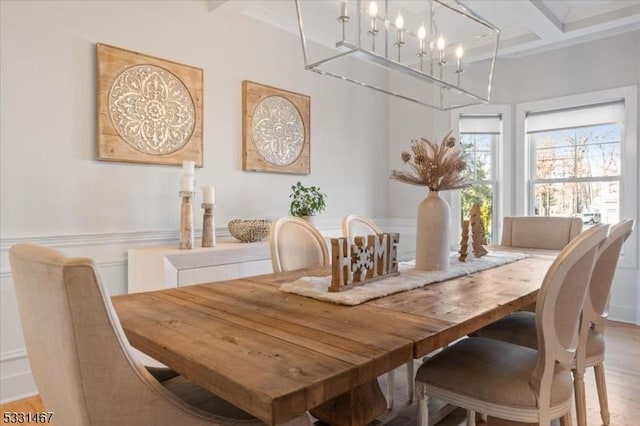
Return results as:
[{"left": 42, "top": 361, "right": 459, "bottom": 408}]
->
[
  {"left": 0, "top": 1, "right": 391, "bottom": 236},
  {"left": 0, "top": 0, "right": 391, "bottom": 402},
  {"left": 388, "top": 30, "right": 640, "bottom": 323}
]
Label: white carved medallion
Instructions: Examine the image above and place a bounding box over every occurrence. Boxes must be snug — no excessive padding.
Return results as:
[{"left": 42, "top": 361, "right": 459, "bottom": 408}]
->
[
  {"left": 108, "top": 65, "right": 195, "bottom": 155},
  {"left": 251, "top": 96, "right": 304, "bottom": 166}
]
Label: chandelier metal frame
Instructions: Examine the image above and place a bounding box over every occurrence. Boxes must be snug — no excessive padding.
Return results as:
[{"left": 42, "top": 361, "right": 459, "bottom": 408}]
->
[{"left": 294, "top": 0, "right": 500, "bottom": 110}]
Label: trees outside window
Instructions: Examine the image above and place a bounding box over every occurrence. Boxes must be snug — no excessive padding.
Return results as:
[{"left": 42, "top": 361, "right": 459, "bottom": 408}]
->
[
  {"left": 528, "top": 102, "right": 623, "bottom": 226},
  {"left": 459, "top": 117, "right": 500, "bottom": 244}
]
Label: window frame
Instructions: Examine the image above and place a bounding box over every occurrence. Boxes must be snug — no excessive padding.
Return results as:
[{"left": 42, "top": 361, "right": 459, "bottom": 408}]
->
[
  {"left": 528, "top": 117, "right": 622, "bottom": 218},
  {"left": 450, "top": 104, "right": 511, "bottom": 246},
  {"left": 515, "top": 86, "right": 638, "bottom": 269}
]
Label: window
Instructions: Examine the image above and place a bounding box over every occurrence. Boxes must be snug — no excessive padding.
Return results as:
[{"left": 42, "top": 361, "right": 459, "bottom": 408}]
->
[
  {"left": 516, "top": 86, "right": 637, "bottom": 270},
  {"left": 459, "top": 115, "right": 501, "bottom": 243},
  {"left": 527, "top": 101, "right": 623, "bottom": 226}
]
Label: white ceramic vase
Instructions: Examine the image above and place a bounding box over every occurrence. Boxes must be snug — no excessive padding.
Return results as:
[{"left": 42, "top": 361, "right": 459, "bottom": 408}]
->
[{"left": 415, "top": 190, "right": 450, "bottom": 271}]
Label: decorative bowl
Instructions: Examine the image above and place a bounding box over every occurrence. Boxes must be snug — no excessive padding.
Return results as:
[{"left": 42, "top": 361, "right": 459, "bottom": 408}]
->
[{"left": 228, "top": 219, "right": 272, "bottom": 243}]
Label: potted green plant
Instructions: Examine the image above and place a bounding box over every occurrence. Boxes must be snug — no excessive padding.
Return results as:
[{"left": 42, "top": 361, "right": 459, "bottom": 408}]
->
[{"left": 289, "top": 181, "right": 327, "bottom": 222}]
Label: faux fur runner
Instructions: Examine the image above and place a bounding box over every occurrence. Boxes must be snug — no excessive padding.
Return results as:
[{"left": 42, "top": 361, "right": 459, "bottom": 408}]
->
[{"left": 280, "top": 251, "right": 528, "bottom": 306}]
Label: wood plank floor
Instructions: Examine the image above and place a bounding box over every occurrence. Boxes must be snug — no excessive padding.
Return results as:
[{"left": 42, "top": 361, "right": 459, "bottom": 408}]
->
[{"left": 1, "top": 321, "right": 638, "bottom": 425}]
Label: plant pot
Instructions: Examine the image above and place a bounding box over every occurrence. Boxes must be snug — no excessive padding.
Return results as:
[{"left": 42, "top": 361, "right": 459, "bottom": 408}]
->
[
  {"left": 301, "top": 215, "right": 317, "bottom": 226},
  {"left": 415, "top": 190, "right": 450, "bottom": 271}
]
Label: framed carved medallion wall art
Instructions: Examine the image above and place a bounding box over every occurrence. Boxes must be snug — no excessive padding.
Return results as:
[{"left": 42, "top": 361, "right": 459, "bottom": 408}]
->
[
  {"left": 96, "top": 43, "right": 203, "bottom": 166},
  {"left": 242, "top": 80, "right": 310, "bottom": 174}
]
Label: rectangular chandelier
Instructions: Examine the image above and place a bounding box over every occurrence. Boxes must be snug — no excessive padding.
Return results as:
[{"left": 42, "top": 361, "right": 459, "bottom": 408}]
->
[{"left": 294, "top": 0, "right": 500, "bottom": 110}]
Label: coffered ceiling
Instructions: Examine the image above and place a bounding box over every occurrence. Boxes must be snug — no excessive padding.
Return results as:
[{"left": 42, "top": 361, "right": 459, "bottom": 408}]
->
[{"left": 210, "top": 0, "right": 640, "bottom": 61}]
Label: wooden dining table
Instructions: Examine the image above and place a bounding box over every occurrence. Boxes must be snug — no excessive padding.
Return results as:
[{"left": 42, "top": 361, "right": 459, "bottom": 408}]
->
[{"left": 111, "top": 251, "right": 554, "bottom": 426}]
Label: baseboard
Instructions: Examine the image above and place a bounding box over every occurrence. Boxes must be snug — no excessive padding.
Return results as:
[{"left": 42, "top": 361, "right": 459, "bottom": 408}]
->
[
  {"left": 0, "top": 375, "right": 37, "bottom": 405},
  {"left": 608, "top": 304, "right": 639, "bottom": 324},
  {"left": 0, "top": 350, "right": 36, "bottom": 404}
]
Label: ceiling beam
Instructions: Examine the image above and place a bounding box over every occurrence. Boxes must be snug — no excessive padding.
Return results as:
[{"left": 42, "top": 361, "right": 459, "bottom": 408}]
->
[
  {"left": 566, "top": 4, "right": 640, "bottom": 33},
  {"left": 529, "top": 1, "right": 565, "bottom": 33},
  {"left": 525, "top": 0, "right": 565, "bottom": 37}
]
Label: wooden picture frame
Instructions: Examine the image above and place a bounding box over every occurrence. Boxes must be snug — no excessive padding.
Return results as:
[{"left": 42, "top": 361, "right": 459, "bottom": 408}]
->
[
  {"left": 242, "top": 80, "right": 310, "bottom": 174},
  {"left": 96, "top": 43, "right": 203, "bottom": 166}
]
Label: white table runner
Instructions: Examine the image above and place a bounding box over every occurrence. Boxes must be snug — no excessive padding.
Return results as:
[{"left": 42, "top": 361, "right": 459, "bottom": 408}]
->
[{"left": 280, "top": 251, "right": 528, "bottom": 306}]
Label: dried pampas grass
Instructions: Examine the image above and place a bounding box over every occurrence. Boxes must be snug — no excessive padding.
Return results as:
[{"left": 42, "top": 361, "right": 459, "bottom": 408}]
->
[{"left": 391, "top": 130, "right": 469, "bottom": 191}]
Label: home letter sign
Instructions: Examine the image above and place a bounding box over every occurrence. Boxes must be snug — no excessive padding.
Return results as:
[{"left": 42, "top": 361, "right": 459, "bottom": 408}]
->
[{"left": 329, "top": 233, "right": 400, "bottom": 292}]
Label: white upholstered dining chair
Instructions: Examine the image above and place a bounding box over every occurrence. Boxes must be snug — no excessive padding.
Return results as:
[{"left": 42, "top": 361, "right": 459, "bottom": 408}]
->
[
  {"left": 270, "top": 216, "right": 329, "bottom": 273},
  {"left": 415, "top": 223, "right": 609, "bottom": 426},
  {"left": 341, "top": 214, "right": 414, "bottom": 409},
  {"left": 341, "top": 215, "right": 383, "bottom": 245},
  {"left": 9, "top": 243, "right": 311, "bottom": 426},
  {"left": 501, "top": 216, "right": 583, "bottom": 250},
  {"left": 473, "top": 218, "right": 634, "bottom": 426}
]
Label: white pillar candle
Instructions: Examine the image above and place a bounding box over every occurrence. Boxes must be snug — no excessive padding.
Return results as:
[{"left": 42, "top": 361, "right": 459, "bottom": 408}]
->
[
  {"left": 182, "top": 160, "right": 195, "bottom": 176},
  {"left": 180, "top": 175, "right": 194, "bottom": 192},
  {"left": 202, "top": 185, "right": 215, "bottom": 204}
]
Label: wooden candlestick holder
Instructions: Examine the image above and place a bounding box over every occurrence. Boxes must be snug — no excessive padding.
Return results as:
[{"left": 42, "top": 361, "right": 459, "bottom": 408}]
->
[
  {"left": 179, "top": 191, "right": 195, "bottom": 250},
  {"left": 201, "top": 203, "right": 216, "bottom": 248}
]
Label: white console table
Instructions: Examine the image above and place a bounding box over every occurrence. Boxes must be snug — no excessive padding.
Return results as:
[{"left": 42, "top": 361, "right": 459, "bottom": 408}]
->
[{"left": 127, "top": 239, "right": 272, "bottom": 294}]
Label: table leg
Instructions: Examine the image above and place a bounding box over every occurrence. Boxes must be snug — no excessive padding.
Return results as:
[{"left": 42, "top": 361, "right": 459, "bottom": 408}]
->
[{"left": 310, "top": 379, "right": 387, "bottom": 426}]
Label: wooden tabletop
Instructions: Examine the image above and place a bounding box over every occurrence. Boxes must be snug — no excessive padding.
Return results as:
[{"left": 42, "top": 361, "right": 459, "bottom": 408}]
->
[{"left": 112, "top": 255, "right": 553, "bottom": 425}]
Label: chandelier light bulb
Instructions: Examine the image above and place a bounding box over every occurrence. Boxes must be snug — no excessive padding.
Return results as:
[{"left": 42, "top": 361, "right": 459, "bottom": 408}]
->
[
  {"left": 395, "top": 13, "right": 405, "bottom": 48},
  {"left": 368, "top": 1, "right": 379, "bottom": 37},
  {"left": 368, "top": 1, "right": 378, "bottom": 17},
  {"left": 417, "top": 25, "right": 427, "bottom": 57},
  {"left": 455, "top": 45, "right": 464, "bottom": 73},
  {"left": 437, "top": 36, "right": 446, "bottom": 65},
  {"left": 418, "top": 25, "right": 426, "bottom": 40},
  {"left": 340, "top": 1, "right": 348, "bottom": 18}
]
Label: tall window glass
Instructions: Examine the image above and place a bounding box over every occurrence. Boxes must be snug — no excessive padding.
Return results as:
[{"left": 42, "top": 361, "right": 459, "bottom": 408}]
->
[
  {"left": 459, "top": 115, "right": 501, "bottom": 243},
  {"left": 527, "top": 102, "right": 623, "bottom": 227}
]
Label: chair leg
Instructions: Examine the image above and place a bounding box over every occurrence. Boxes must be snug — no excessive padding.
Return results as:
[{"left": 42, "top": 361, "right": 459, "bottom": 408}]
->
[
  {"left": 559, "top": 412, "right": 573, "bottom": 426},
  {"left": 467, "top": 410, "right": 476, "bottom": 426},
  {"left": 406, "top": 360, "right": 414, "bottom": 404},
  {"left": 416, "top": 381, "right": 429, "bottom": 426},
  {"left": 594, "top": 363, "right": 611, "bottom": 425},
  {"left": 572, "top": 370, "right": 587, "bottom": 426},
  {"left": 386, "top": 370, "right": 394, "bottom": 410}
]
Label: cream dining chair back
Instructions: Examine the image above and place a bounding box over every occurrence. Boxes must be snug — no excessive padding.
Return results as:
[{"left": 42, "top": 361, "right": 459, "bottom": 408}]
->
[
  {"left": 341, "top": 215, "right": 414, "bottom": 409},
  {"left": 341, "top": 215, "right": 382, "bottom": 243},
  {"left": 575, "top": 218, "right": 634, "bottom": 425},
  {"left": 581, "top": 218, "right": 634, "bottom": 341},
  {"left": 501, "top": 216, "right": 583, "bottom": 250},
  {"left": 415, "top": 223, "right": 609, "bottom": 426},
  {"left": 474, "top": 219, "right": 634, "bottom": 426},
  {"left": 9, "top": 243, "right": 310, "bottom": 426},
  {"left": 270, "top": 217, "right": 329, "bottom": 273}
]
